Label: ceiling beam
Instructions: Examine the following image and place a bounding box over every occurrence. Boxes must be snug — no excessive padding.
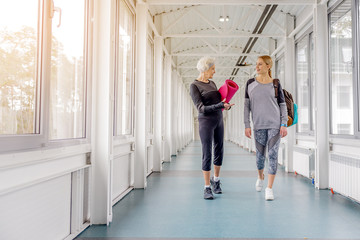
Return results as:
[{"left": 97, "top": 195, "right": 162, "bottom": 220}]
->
[
  {"left": 178, "top": 66, "right": 253, "bottom": 69},
  {"left": 182, "top": 75, "right": 250, "bottom": 78},
  {"left": 172, "top": 53, "right": 267, "bottom": 57},
  {"left": 162, "top": 9, "right": 192, "bottom": 34},
  {"left": 164, "top": 34, "right": 285, "bottom": 38},
  {"left": 148, "top": 0, "right": 314, "bottom": 5}
]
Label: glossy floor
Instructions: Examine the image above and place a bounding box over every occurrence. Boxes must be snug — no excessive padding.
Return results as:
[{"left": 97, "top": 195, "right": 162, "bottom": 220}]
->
[{"left": 77, "top": 141, "right": 360, "bottom": 240}]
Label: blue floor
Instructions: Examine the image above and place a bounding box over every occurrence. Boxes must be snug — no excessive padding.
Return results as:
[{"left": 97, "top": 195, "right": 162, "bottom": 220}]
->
[{"left": 77, "top": 141, "right": 360, "bottom": 240}]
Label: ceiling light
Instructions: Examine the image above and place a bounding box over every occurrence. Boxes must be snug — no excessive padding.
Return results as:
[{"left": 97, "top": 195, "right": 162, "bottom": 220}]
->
[
  {"left": 225, "top": 16, "right": 230, "bottom": 22},
  {"left": 219, "top": 16, "right": 224, "bottom": 22}
]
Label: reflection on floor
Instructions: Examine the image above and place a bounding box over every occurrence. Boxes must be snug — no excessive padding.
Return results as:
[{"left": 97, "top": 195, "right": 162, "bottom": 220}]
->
[{"left": 77, "top": 141, "right": 360, "bottom": 240}]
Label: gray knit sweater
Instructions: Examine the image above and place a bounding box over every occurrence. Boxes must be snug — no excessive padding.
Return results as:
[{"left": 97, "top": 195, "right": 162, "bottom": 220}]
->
[{"left": 244, "top": 78, "right": 288, "bottom": 130}]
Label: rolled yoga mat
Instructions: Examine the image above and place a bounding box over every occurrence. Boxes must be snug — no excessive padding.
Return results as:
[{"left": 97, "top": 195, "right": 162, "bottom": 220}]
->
[{"left": 218, "top": 79, "right": 239, "bottom": 103}]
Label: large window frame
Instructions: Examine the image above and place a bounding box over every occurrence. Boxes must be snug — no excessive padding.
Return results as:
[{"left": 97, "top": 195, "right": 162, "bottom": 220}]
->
[
  {"left": 328, "top": 0, "right": 360, "bottom": 137},
  {"left": 113, "top": 0, "right": 135, "bottom": 137},
  {"left": 0, "top": 0, "right": 92, "bottom": 153},
  {"left": 355, "top": 0, "right": 360, "bottom": 135},
  {"left": 295, "top": 28, "right": 315, "bottom": 135}
]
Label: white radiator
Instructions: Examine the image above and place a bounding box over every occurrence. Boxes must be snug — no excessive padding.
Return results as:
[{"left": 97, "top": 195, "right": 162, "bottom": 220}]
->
[
  {"left": 293, "top": 146, "right": 315, "bottom": 179},
  {"left": 330, "top": 153, "right": 360, "bottom": 202}
]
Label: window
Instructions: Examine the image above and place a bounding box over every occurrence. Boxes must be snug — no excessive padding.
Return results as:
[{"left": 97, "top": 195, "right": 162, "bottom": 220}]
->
[
  {"left": 296, "top": 33, "right": 314, "bottom": 133},
  {"left": 310, "top": 33, "right": 316, "bottom": 131},
  {"left": 329, "top": 0, "right": 354, "bottom": 135},
  {"left": 49, "top": 0, "right": 87, "bottom": 140},
  {"left": 357, "top": 0, "right": 360, "bottom": 133},
  {"left": 146, "top": 36, "right": 154, "bottom": 135},
  {"left": 0, "top": 0, "right": 40, "bottom": 135},
  {"left": 0, "top": 0, "right": 91, "bottom": 152},
  {"left": 114, "top": 0, "right": 135, "bottom": 136},
  {"left": 275, "top": 55, "right": 285, "bottom": 85},
  {"left": 337, "top": 86, "right": 351, "bottom": 108}
]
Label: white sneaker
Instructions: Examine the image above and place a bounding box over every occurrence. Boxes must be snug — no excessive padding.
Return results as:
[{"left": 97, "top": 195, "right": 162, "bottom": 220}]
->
[
  {"left": 265, "top": 187, "right": 274, "bottom": 200},
  {"left": 255, "top": 178, "right": 264, "bottom": 192}
]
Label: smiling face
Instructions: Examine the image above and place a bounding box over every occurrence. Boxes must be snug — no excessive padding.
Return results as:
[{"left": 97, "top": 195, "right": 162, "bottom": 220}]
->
[
  {"left": 256, "top": 57, "right": 270, "bottom": 75},
  {"left": 203, "top": 64, "right": 216, "bottom": 80}
]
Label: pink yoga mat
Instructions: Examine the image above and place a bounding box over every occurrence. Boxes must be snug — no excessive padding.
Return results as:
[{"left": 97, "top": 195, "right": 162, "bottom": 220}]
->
[{"left": 218, "top": 79, "right": 239, "bottom": 103}]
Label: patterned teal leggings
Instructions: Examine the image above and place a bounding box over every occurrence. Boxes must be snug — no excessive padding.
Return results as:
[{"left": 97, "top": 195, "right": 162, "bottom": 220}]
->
[{"left": 254, "top": 129, "right": 281, "bottom": 175}]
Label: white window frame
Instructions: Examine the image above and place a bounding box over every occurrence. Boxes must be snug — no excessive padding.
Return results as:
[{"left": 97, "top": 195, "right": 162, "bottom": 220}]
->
[
  {"left": 0, "top": 0, "right": 93, "bottom": 153},
  {"left": 328, "top": 0, "right": 360, "bottom": 138},
  {"left": 295, "top": 28, "right": 315, "bottom": 135}
]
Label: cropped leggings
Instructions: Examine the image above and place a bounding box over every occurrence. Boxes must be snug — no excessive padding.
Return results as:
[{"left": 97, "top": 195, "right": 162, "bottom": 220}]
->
[
  {"left": 198, "top": 114, "right": 224, "bottom": 171},
  {"left": 254, "top": 129, "right": 281, "bottom": 175}
]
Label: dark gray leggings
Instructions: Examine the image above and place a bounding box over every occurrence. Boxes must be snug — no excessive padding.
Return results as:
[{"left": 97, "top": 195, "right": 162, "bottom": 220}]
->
[
  {"left": 198, "top": 114, "right": 224, "bottom": 171},
  {"left": 254, "top": 129, "right": 281, "bottom": 175}
]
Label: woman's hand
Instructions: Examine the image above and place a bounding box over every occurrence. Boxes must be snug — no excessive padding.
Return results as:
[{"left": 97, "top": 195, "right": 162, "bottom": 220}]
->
[
  {"left": 280, "top": 126, "right": 287, "bottom": 138},
  {"left": 222, "top": 98, "right": 235, "bottom": 110},
  {"left": 245, "top": 128, "right": 251, "bottom": 139}
]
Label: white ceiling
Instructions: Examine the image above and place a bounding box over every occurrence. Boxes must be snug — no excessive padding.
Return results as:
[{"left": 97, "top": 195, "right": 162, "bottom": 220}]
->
[{"left": 147, "top": 0, "right": 312, "bottom": 89}]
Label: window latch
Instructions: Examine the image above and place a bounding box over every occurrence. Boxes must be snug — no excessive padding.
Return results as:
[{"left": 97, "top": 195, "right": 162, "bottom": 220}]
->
[{"left": 50, "top": 0, "right": 62, "bottom": 28}]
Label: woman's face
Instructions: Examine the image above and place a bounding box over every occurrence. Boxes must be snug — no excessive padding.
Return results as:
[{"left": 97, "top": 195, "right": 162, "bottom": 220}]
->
[
  {"left": 256, "top": 58, "right": 269, "bottom": 75},
  {"left": 204, "top": 64, "right": 216, "bottom": 79}
]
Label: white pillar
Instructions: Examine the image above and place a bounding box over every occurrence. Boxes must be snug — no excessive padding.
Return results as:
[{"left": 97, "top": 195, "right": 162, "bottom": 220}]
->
[
  {"left": 153, "top": 36, "right": 163, "bottom": 172},
  {"left": 164, "top": 55, "right": 172, "bottom": 162},
  {"left": 171, "top": 71, "right": 178, "bottom": 155},
  {"left": 314, "top": 3, "right": 329, "bottom": 189},
  {"left": 134, "top": 2, "right": 148, "bottom": 188},
  {"left": 284, "top": 14, "right": 295, "bottom": 173},
  {"left": 91, "top": 0, "right": 114, "bottom": 224}
]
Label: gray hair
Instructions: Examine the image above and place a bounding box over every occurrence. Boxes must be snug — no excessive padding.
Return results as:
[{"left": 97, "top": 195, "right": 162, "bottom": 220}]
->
[{"left": 196, "top": 56, "right": 215, "bottom": 73}]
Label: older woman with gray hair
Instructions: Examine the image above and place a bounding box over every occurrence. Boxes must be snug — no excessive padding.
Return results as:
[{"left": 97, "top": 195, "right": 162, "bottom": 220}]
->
[{"left": 190, "top": 56, "right": 234, "bottom": 200}]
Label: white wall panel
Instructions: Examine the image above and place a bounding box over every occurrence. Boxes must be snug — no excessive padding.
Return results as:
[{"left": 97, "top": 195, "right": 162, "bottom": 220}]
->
[
  {"left": 112, "top": 154, "right": 131, "bottom": 203},
  {"left": 0, "top": 175, "right": 71, "bottom": 240},
  {"left": 0, "top": 154, "right": 87, "bottom": 194}
]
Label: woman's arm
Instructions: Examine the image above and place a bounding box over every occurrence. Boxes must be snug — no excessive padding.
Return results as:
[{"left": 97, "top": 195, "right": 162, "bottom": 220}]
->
[
  {"left": 190, "top": 84, "right": 224, "bottom": 113},
  {"left": 244, "top": 81, "right": 251, "bottom": 129}
]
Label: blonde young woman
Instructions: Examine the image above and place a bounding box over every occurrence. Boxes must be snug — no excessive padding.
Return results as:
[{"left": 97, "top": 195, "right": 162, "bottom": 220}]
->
[
  {"left": 244, "top": 55, "right": 288, "bottom": 200},
  {"left": 190, "top": 56, "right": 234, "bottom": 200}
]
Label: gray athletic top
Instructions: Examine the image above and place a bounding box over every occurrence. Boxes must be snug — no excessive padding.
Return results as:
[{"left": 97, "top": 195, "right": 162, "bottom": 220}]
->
[
  {"left": 190, "top": 80, "right": 224, "bottom": 117},
  {"left": 244, "top": 78, "right": 287, "bottom": 130}
]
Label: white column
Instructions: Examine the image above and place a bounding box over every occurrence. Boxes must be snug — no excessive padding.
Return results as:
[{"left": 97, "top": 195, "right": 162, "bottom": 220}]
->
[
  {"left": 171, "top": 71, "right": 178, "bottom": 155},
  {"left": 164, "top": 55, "right": 172, "bottom": 162},
  {"left": 314, "top": 3, "right": 329, "bottom": 189},
  {"left": 284, "top": 14, "right": 295, "bottom": 173},
  {"left": 91, "top": 0, "right": 114, "bottom": 224},
  {"left": 153, "top": 36, "right": 163, "bottom": 172},
  {"left": 134, "top": 2, "right": 148, "bottom": 188}
]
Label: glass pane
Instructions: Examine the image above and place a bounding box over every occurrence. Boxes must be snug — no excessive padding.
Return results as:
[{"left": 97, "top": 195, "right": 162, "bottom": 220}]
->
[
  {"left": 358, "top": 1, "right": 360, "bottom": 132},
  {"left": 115, "top": 0, "right": 134, "bottom": 136},
  {"left": 276, "top": 57, "right": 285, "bottom": 85},
  {"left": 330, "top": 2, "right": 353, "bottom": 135},
  {"left": 310, "top": 33, "right": 315, "bottom": 131},
  {"left": 0, "top": 0, "right": 39, "bottom": 134},
  {"left": 296, "top": 36, "right": 310, "bottom": 132},
  {"left": 49, "top": 0, "right": 86, "bottom": 139},
  {"left": 146, "top": 38, "right": 154, "bottom": 135}
]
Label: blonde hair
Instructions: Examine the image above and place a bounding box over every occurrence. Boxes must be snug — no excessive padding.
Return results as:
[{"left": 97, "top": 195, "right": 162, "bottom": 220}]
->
[
  {"left": 197, "top": 56, "right": 215, "bottom": 73},
  {"left": 258, "top": 55, "right": 273, "bottom": 78}
]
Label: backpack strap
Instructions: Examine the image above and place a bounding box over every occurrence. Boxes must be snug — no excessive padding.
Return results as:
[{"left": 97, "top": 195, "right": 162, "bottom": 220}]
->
[{"left": 273, "top": 78, "right": 279, "bottom": 100}]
